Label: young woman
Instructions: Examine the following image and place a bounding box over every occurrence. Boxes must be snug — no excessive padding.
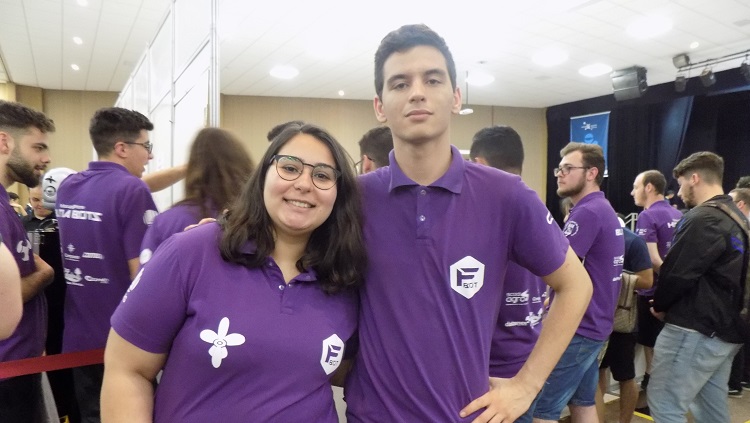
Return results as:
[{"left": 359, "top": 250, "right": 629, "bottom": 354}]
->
[
  {"left": 139, "top": 127, "right": 254, "bottom": 259},
  {"left": 101, "top": 123, "right": 366, "bottom": 422}
]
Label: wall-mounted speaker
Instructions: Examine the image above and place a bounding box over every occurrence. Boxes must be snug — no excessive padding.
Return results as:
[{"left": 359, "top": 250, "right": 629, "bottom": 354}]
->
[{"left": 611, "top": 66, "right": 648, "bottom": 101}]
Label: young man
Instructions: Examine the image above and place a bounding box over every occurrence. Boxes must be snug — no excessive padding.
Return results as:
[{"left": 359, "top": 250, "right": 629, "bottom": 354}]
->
[
  {"left": 22, "top": 185, "right": 54, "bottom": 229},
  {"left": 56, "top": 107, "right": 158, "bottom": 423},
  {"left": 728, "top": 187, "right": 750, "bottom": 396},
  {"left": 649, "top": 152, "right": 746, "bottom": 422},
  {"left": 470, "top": 124, "right": 547, "bottom": 423},
  {"left": 536, "top": 142, "right": 624, "bottom": 423},
  {"left": 0, "top": 99, "right": 55, "bottom": 422},
  {"left": 630, "top": 170, "right": 682, "bottom": 391},
  {"left": 344, "top": 24, "right": 593, "bottom": 423},
  {"left": 357, "top": 126, "right": 393, "bottom": 174}
]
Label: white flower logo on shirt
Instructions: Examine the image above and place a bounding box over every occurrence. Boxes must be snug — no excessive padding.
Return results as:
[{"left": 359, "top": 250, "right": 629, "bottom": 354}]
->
[{"left": 199, "top": 317, "right": 246, "bottom": 368}]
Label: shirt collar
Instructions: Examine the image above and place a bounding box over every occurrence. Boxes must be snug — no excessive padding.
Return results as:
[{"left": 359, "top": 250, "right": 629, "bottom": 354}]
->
[
  {"left": 238, "top": 239, "right": 318, "bottom": 283},
  {"left": 388, "top": 145, "right": 465, "bottom": 194}
]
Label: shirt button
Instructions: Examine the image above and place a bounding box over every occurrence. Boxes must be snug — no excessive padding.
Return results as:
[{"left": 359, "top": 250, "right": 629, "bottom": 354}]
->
[
  {"left": 420, "top": 189, "right": 426, "bottom": 196},
  {"left": 419, "top": 215, "right": 426, "bottom": 222},
  {"left": 278, "top": 285, "right": 284, "bottom": 290}
]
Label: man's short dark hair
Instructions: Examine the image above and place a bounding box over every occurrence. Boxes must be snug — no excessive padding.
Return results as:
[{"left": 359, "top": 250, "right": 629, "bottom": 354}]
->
[
  {"left": 730, "top": 188, "right": 750, "bottom": 206},
  {"left": 470, "top": 125, "right": 524, "bottom": 172},
  {"left": 736, "top": 176, "right": 750, "bottom": 189},
  {"left": 560, "top": 142, "right": 605, "bottom": 186},
  {"left": 358, "top": 126, "right": 393, "bottom": 168},
  {"left": 8, "top": 192, "right": 19, "bottom": 201},
  {"left": 266, "top": 120, "right": 305, "bottom": 142},
  {"left": 0, "top": 100, "right": 55, "bottom": 137},
  {"left": 374, "top": 24, "right": 457, "bottom": 100},
  {"left": 89, "top": 108, "right": 153, "bottom": 157},
  {"left": 672, "top": 151, "right": 724, "bottom": 185},
  {"left": 640, "top": 170, "right": 667, "bottom": 195}
]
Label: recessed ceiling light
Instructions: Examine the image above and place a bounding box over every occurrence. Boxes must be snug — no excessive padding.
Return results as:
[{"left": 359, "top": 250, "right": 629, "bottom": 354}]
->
[
  {"left": 73, "top": 36, "right": 83, "bottom": 45},
  {"left": 690, "top": 41, "right": 700, "bottom": 49},
  {"left": 579, "top": 63, "right": 612, "bottom": 77},
  {"left": 269, "top": 65, "right": 299, "bottom": 80},
  {"left": 532, "top": 48, "right": 569, "bottom": 67},
  {"left": 626, "top": 16, "right": 673, "bottom": 39},
  {"left": 338, "top": 90, "right": 345, "bottom": 96},
  {"left": 76, "top": 0, "right": 88, "bottom": 6},
  {"left": 466, "top": 70, "right": 495, "bottom": 86},
  {"left": 71, "top": 64, "right": 80, "bottom": 71}
]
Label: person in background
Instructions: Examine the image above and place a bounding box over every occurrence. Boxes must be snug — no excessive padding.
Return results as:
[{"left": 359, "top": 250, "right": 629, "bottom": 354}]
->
[
  {"left": 22, "top": 185, "right": 54, "bottom": 230},
  {"left": 102, "top": 123, "right": 366, "bottom": 422},
  {"left": 649, "top": 152, "right": 746, "bottom": 422},
  {"left": 140, "top": 127, "right": 254, "bottom": 260},
  {"left": 56, "top": 107, "right": 158, "bottom": 423},
  {"left": 357, "top": 126, "right": 393, "bottom": 174},
  {"left": 470, "top": 124, "right": 546, "bottom": 423},
  {"left": 727, "top": 187, "right": 750, "bottom": 397},
  {"left": 0, "top": 99, "right": 55, "bottom": 423}
]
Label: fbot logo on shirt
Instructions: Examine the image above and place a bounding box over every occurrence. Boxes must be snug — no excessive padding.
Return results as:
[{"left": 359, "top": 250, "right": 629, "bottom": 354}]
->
[
  {"left": 320, "top": 334, "right": 344, "bottom": 375},
  {"left": 449, "top": 256, "right": 485, "bottom": 299},
  {"left": 563, "top": 220, "right": 579, "bottom": 237}
]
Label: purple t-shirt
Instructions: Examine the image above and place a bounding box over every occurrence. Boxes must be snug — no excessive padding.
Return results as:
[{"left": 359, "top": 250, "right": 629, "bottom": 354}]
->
[
  {"left": 489, "top": 263, "right": 547, "bottom": 378},
  {"left": 56, "top": 161, "right": 158, "bottom": 352},
  {"left": 0, "top": 185, "right": 47, "bottom": 363},
  {"left": 562, "top": 191, "right": 624, "bottom": 341},
  {"left": 635, "top": 200, "right": 682, "bottom": 296},
  {"left": 140, "top": 202, "right": 216, "bottom": 263},
  {"left": 345, "top": 146, "right": 570, "bottom": 422},
  {"left": 112, "top": 223, "right": 357, "bottom": 422}
]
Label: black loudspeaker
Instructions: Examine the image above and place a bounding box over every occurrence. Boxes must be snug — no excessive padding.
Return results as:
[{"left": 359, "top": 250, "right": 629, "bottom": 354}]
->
[{"left": 611, "top": 66, "right": 648, "bottom": 101}]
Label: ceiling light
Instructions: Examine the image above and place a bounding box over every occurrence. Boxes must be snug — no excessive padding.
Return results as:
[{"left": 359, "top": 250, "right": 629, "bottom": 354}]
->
[
  {"left": 338, "top": 90, "right": 345, "bottom": 96},
  {"left": 532, "top": 48, "right": 568, "bottom": 67},
  {"left": 690, "top": 41, "right": 700, "bottom": 49},
  {"left": 700, "top": 68, "right": 715, "bottom": 87},
  {"left": 73, "top": 36, "right": 83, "bottom": 45},
  {"left": 76, "top": 0, "right": 88, "bottom": 5},
  {"left": 626, "top": 16, "right": 673, "bottom": 39},
  {"left": 674, "top": 75, "right": 687, "bottom": 92},
  {"left": 672, "top": 53, "right": 690, "bottom": 69},
  {"left": 579, "top": 63, "right": 613, "bottom": 77},
  {"left": 740, "top": 60, "right": 750, "bottom": 82},
  {"left": 466, "top": 70, "right": 495, "bottom": 87},
  {"left": 459, "top": 71, "right": 474, "bottom": 115},
  {"left": 458, "top": 108, "right": 474, "bottom": 115},
  {"left": 269, "top": 65, "right": 298, "bottom": 80},
  {"left": 71, "top": 64, "right": 80, "bottom": 71}
]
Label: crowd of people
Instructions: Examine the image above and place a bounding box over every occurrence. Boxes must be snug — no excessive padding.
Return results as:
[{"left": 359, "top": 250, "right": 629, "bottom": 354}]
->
[{"left": 1, "top": 23, "right": 749, "bottom": 423}]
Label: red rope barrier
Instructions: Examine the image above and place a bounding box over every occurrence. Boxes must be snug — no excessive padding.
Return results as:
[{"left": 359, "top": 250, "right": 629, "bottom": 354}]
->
[{"left": 0, "top": 349, "right": 104, "bottom": 378}]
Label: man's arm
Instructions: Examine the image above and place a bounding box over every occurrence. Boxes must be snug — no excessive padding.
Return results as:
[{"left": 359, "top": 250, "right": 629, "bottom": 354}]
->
[
  {"left": 0, "top": 242, "right": 22, "bottom": 339},
  {"left": 633, "top": 268, "right": 654, "bottom": 290},
  {"left": 128, "top": 258, "right": 141, "bottom": 281},
  {"left": 21, "top": 254, "right": 54, "bottom": 302},
  {"left": 460, "top": 246, "right": 592, "bottom": 422},
  {"left": 142, "top": 164, "right": 187, "bottom": 193},
  {"left": 646, "top": 242, "right": 663, "bottom": 274}
]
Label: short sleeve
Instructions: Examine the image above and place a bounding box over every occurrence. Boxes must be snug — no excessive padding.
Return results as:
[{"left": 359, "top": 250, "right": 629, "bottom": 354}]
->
[
  {"left": 120, "top": 182, "right": 158, "bottom": 261},
  {"left": 563, "top": 206, "right": 599, "bottom": 259},
  {"left": 626, "top": 234, "right": 652, "bottom": 272},
  {"left": 111, "top": 235, "right": 188, "bottom": 353},
  {"left": 635, "top": 211, "right": 657, "bottom": 243}
]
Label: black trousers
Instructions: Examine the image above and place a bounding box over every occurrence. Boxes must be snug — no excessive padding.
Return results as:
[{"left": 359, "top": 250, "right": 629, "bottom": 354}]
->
[
  {"left": 72, "top": 364, "right": 104, "bottom": 423},
  {"left": 0, "top": 373, "right": 44, "bottom": 423}
]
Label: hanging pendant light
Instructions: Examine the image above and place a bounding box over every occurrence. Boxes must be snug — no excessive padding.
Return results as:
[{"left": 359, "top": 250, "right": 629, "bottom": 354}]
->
[{"left": 459, "top": 71, "right": 474, "bottom": 115}]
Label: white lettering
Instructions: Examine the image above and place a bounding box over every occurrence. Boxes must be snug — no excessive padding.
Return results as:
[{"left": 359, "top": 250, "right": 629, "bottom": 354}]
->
[{"left": 81, "top": 252, "right": 104, "bottom": 259}]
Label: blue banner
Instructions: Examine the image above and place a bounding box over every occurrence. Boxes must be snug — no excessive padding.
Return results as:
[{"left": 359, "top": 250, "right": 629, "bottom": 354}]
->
[{"left": 570, "top": 111, "right": 610, "bottom": 177}]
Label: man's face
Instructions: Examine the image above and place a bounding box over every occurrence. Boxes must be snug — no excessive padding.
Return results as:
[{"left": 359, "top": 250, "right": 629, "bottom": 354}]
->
[
  {"left": 631, "top": 174, "right": 647, "bottom": 207},
  {"left": 729, "top": 192, "right": 750, "bottom": 218},
  {"left": 374, "top": 45, "right": 460, "bottom": 146},
  {"left": 29, "top": 186, "right": 51, "bottom": 219},
  {"left": 122, "top": 129, "right": 152, "bottom": 178},
  {"left": 6, "top": 127, "right": 50, "bottom": 188},
  {"left": 677, "top": 175, "right": 696, "bottom": 208},
  {"left": 556, "top": 151, "right": 587, "bottom": 198}
]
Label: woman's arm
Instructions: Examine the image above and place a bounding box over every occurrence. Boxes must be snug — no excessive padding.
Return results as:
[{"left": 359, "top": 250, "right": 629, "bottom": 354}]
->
[{"left": 102, "top": 328, "right": 167, "bottom": 423}]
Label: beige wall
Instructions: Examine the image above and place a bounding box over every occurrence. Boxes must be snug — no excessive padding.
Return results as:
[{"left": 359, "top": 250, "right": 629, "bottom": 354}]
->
[
  {"left": 221, "top": 95, "right": 549, "bottom": 196},
  {"left": 9, "top": 89, "right": 548, "bottom": 199}
]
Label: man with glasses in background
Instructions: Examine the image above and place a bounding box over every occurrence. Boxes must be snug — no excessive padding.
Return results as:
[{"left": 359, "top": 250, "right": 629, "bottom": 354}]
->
[
  {"left": 56, "top": 107, "right": 158, "bottom": 423},
  {"left": 533, "top": 142, "right": 624, "bottom": 423}
]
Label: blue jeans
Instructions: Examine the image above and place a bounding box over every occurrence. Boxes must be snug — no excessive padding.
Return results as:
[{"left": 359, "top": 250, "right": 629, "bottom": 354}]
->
[
  {"left": 532, "top": 334, "right": 604, "bottom": 420},
  {"left": 648, "top": 324, "right": 741, "bottom": 423}
]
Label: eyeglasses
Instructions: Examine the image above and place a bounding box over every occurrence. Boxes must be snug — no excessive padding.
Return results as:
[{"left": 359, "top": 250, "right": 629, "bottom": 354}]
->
[
  {"left": 553, "top": 165, "right": 589, "bottom": 177},
  {"left": 123, "top": 141, "right": 153, "bottom": 154},
  {"left": 271, "top": 155, "right": 341, "bottom": 190}
]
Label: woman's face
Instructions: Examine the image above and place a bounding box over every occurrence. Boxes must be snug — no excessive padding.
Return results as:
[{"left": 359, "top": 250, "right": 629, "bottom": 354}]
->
[{"left": 263, "top": 133, "right": 338, "bottom": 240}]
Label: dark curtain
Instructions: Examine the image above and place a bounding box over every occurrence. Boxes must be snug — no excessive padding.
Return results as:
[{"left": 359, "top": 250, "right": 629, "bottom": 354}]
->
[{"left": 545, "top": 67, "right": 750, "bottom": 221}]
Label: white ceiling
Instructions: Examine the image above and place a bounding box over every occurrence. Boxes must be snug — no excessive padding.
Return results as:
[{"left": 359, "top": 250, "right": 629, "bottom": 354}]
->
[{"left": 1, "top": 0, "right": 749, "bottom": 108}]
